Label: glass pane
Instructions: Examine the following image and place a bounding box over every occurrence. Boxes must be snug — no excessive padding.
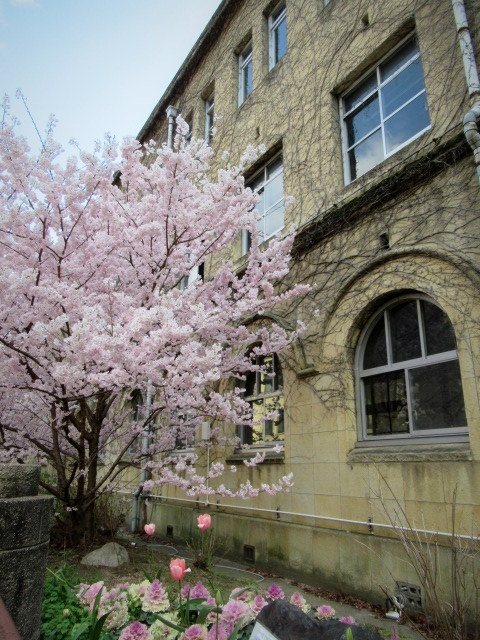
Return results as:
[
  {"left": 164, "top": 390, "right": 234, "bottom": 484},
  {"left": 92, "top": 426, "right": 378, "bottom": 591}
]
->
[
  {"left": 380, "top": 39, "right": 418, "bottom": 82},
  {"left": 348, "top": 128, "right": 383, "bottom": 180},
  {"left": 363, "top": 315, "right": 387, "bottom": 369},
  {"left": 259, "top": 354, "right": 274, "bottom": 394},
  {"left": 274, "top": 354, "right": 283, "bottom": 390},
  {"left": 389, "top": 300, "right": 421, "bottom": 362},
  {"left": 364, "top": 370, "right": 409, "bottom": 435},
  {"left": 264, "top": 396, "right": 285, "bottom": 442},
  {"left": 267, "top": 156, "right": 283, "bottom": 179},
  {"left": 381, "top": 57, "right": 425, "bottom": 117},
  {"left": 265, "top": 171, "right": 283, "bottom": 210},
  {"left": 243, "top": 61, "right": 252, "bottom": 98},
  {"left": 344, "top": 72, "right": 377, "bottom": 112},
  {"left": 275, "top": 17, "right": 287, "bottom": 62},
  {"left": 346, "top": 95, "right": 380, "bottom": 146},
  {"left": 384, "top": 92, "right": 429, "bottom": 153},
  {"left": 264, "top": 202, "right": 284, "bottom": 237},
  {"left": 421, "top": 300, "right": 457, "bottom": 355},
  {"left": 409, "top": 360, "right": 467, "bottom": 430},
  {"left": 250, "top": 399, "right": 265, "bottom": 444},
  {"left": 245, "top": 369, "right": 257, "bottom": 397}
]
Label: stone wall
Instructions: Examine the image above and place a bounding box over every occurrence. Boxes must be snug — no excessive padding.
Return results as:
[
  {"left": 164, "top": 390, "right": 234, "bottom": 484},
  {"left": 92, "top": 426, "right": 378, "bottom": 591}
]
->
[{"left": 0, "top": 464, "right": 53, "bottom": 640}]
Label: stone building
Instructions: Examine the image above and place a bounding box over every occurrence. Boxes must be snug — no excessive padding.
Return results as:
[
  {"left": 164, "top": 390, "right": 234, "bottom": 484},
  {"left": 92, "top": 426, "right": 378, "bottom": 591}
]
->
[{"left": 133, "top": 0, "right": 480, "bottom": 615}]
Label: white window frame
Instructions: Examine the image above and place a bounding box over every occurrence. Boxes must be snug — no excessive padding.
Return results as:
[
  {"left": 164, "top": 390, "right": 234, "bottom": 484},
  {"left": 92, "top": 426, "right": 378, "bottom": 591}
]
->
[
  {"left": 355, "top": 294, "right": 468, "bottom": 446},
  {"left": 242, "top": 154, "right": 284, "bottom": 254},
  {"left": 268, "top": 3, "right": 287, "bottom": 70},
  {"left": 205, "top": 94, "right": 214, "bottom": 142},
  {"left": 238, "top": 42, "right": 253, "bottom": 106},
  {"left": 340, "top": 33, "right": 431, "bottom": 184},
  {"left": 238, "top": 353, "right": 284, "bottom": 448}
]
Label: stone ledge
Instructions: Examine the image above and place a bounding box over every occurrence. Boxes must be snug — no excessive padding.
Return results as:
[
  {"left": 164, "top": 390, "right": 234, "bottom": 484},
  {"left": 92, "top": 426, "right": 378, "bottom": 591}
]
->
[
  {"left": 347, "top": 443, "right": 472, "bottom": 463},
  {"left": 226, "top": 450, "right": 285, "bottom": 465}
]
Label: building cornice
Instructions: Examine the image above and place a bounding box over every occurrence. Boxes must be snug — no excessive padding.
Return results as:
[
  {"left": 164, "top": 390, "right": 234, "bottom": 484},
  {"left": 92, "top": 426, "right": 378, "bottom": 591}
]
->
[{"left": 137, "top": 0, "right": 240, "bottom": 143}]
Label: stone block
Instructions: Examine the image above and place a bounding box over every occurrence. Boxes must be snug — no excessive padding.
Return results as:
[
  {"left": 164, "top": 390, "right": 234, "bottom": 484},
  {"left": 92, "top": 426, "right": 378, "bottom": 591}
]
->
[
  {"left": 81, "top": 541, "right": 130, "bottom": 567},
  {"left": 0, "top": 464, "right": 39, "bottom": 499}
]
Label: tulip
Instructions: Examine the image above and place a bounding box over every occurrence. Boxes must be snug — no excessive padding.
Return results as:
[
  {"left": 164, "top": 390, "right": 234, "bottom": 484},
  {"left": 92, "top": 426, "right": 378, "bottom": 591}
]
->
[
  {"left": 170, "top": 557, "right": 189, "bottom": 580},
  {"left": 197, "top": 513, "right": 212, "bottom": 531},
  {"left": 144, "top": 523, "right": 156, "bottom": 535}
]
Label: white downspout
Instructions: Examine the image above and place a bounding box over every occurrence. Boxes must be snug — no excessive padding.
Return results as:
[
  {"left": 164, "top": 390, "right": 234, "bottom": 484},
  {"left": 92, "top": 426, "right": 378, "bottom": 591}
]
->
[
  {"left": 166, "top": 105, "right": 179, "bottom": 150},
  {"left": 452, "top": 0, "right": 480, "bottom": 183}
]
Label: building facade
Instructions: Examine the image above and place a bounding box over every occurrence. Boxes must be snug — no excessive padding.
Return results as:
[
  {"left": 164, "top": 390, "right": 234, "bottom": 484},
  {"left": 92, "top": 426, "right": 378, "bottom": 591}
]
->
[{"left": 132, "top": 0, "right": 480, "bottom": 616}]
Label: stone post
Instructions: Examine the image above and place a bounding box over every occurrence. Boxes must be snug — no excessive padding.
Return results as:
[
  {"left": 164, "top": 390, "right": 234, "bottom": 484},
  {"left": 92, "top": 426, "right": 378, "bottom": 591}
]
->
[{"left": 0, "top": 464, "right": 53, "bottom": 640}]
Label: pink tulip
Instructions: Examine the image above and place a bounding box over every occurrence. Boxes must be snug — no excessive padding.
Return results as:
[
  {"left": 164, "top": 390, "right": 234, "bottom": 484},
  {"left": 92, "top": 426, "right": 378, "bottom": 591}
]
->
[
  {"left": 170, "top": 558, "right": 189, "bottom": 580},
  {"left": 197, "top": 514, "right": 212, "bottom": 531},
  {"left": 144, "top": 523, "right": 156, "bottom": 536}
]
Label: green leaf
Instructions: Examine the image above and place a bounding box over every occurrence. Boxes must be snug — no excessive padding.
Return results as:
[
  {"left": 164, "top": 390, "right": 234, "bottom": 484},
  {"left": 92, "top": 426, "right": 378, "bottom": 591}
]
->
[
  {"left": 227, "top": 618, "right": 245, "bottom": 640},
  {"left": 70, "top": 621, "right": 90, "bottom": 640},
  {"left": 91, "top": 610, "right": 111, "bottom": 640}
]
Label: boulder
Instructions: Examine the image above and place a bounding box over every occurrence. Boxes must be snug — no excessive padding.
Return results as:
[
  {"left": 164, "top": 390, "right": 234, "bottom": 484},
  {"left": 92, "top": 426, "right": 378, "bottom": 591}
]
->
[
  {"left": 80, "top": 541, "right": 129, "bottom": 567},
  {"left": 256, "top": 600, "right": 383, "bottom": 640}
]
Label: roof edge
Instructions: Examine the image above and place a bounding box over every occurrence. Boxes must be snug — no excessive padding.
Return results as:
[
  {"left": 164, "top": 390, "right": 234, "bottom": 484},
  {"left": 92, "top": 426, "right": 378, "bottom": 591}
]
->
[{"left": 137, "top": 0, "right": 237, "bottom": 143}]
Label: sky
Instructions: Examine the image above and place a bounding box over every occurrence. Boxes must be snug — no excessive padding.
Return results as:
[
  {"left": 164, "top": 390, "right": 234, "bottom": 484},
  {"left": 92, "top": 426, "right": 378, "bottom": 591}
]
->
[{"left": 0, "top": 0, "right": 223, "bottom": 153}]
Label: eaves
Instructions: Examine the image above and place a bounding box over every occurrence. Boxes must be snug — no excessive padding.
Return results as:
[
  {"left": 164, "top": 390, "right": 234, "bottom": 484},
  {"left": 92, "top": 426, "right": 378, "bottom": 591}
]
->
[{"left": 137, "top": 0, "right": 241, "bottom": 144}]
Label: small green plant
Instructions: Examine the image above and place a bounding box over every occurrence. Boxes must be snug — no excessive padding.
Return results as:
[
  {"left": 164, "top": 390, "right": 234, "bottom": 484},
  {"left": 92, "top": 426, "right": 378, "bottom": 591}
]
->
[{"left": 40, "top": 564, "right": 89, "bottom": 640}]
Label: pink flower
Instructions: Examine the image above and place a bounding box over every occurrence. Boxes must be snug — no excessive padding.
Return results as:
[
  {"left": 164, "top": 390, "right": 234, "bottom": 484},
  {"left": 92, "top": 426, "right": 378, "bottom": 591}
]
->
[
  {"left": 144, "top": 523, "right": 155, "bottom": 535},
  {"left": 220, "top": 598, "right": 250, "bottom": 627},
  {"left": 339, "top": 616, "right": 356, "bottom": 625},
  {"left": 250, "top": 594, "right": 268, "bottom": 616},
  {"left": 266, "top": 583, "right": 285, "bottom": 601},
  {"left": 315, "top": 604, "right": 336, "bottom": 619},
  {"left": 207, "top": 624, "right": 230, "bottom": 640},
  {"left": 190, "top": 581, "right": 210, "bottom": 599},
  {"left": 142, "top": 579, "right": 169, "bottom": 613},
  {"left": 290, "top": 591, "right": 309, "bottom": 612},
  {"left": 119, "top": 621, "right": 153, "bottom": 640},
  {"left": 170, "top": 557, "right": 189, "bottom": 580},
  {"left": 197, "top": 514, "right": 211, "bottom": 531},
  {"left": 183, "top": 624, "right": 207, "bottom": 640}
]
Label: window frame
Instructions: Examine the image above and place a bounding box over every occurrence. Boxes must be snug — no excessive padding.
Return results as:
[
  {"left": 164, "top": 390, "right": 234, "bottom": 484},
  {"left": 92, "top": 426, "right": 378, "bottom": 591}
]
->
[
  {"left": 205, "top": 94, "right": 215, "bottom": 143},
  {"left": 268, "top": 2, "right": 287, "bottom": 70},
  {"left": 242, "top": 153, "right": 284, "bottom": 254},
  {"left": 340, "top": 33, "right": 431, "bottom": 184},
  {"left": 238, "top": 42, "right": 253, "bottom": 106},
  {"left": 355, "top": 294, "right": 468, "bottom": 446},
  {"left": 238, "top": 352, "right": 285, "bottom": 448}
]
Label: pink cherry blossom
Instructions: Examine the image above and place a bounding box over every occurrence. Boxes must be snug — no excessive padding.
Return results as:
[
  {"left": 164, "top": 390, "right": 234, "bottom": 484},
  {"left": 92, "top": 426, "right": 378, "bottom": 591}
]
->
[{"left": 266, "top": 583, "right": 285, "bottom": 601}]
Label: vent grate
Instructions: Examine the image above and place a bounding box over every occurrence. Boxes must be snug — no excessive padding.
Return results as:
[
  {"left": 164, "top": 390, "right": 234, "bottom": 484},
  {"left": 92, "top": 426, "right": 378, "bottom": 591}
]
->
[
  {"left": 396, "top": 581, "right": 422, "bottom": 610},
  {"left": 166, "top": 525, "right": 174, "bottom": 538},
  {"left": 243, "top": 544, "right": 255, "bottom": 563}
]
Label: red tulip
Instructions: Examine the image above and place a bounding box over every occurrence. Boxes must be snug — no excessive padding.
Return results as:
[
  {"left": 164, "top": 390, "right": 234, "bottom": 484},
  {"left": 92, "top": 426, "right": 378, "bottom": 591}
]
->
[
  {"left": 197, "top": 513, "right": 212, "bottom": 531},
  {"left": 170, "top": 558, "right": 189, "bottom": 580},
  {"left": 144, "top": 523, "right": 155, "bottom": 535}
]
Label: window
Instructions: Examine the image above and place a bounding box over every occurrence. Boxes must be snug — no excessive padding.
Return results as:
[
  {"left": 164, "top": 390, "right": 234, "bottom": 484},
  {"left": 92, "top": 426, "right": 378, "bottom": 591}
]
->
[
  {"left": 127, "top": 390, "right": 144, "bottom": 457},
  {"left": 238, "top": 42, "right": 253, "bottom": 105},
  {"left": 357, "top": 296, "right": 467, "bottom": 442},
  {"left": 205, "top": 94, "right": 214, "bottom": 143},
  {"left": 268, "top": 3, "right": 287, "bottom": 69},
  {"left": 238, "top": 353, "right": 284, "bottom": 446},
  {"left": 180, "top": 262, "right": 204, "bottom": 290},
  {"left": 242, "top": 154, "right": 284, "bottom": 254},
  {"left": 184, "top": 114, "right": 193, "bottom": 146},
  {"left": 341, "top": 36, "right": 430, "bottom": 182}
]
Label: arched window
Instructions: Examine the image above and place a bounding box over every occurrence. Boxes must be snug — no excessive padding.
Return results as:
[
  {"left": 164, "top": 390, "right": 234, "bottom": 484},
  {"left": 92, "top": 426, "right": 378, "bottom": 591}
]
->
[
  {"left": 237, "top": 353, "right": 284, "bottom": 446},
  {"left": 357, "top": 295, "right": 467, "bottom": 441}
]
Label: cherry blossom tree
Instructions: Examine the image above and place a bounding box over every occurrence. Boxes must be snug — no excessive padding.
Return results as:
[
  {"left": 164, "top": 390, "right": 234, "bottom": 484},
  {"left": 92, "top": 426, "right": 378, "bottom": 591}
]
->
[{"left": 0, "top": 105, "right": 305, "bottom": 543}]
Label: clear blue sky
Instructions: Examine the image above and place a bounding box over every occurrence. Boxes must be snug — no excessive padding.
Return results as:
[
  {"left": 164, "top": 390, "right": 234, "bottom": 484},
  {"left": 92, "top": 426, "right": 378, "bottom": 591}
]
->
[{"left": 0, "top": 0, "right": 222, "bottom": 152}]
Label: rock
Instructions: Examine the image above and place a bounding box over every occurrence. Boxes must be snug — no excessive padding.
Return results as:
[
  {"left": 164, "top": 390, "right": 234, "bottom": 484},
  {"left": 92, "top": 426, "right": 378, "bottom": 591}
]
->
[
  {"left": 257, "top": 600, "right": 383, "bottom": 640},
  {"left": 80, "top": 541, "right": 129, "bottom": 567}
]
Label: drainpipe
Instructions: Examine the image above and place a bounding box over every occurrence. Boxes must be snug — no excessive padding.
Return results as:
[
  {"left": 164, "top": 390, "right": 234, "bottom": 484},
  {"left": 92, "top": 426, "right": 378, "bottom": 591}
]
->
[
  {"left": 166, "top": 105, "right": 179, "bottom": 150},
  {"left": 130, "top": 382, "right": 153, "bottom": 533},
  {"left": 452, "top": 0, "right": 480, "bottom": 183}
]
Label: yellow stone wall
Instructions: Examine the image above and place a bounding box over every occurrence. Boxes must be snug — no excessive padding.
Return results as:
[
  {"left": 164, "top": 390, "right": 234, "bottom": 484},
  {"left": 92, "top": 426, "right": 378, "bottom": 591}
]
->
[{"left": 127, "top": 0, "right": 480, "bottom": 617}]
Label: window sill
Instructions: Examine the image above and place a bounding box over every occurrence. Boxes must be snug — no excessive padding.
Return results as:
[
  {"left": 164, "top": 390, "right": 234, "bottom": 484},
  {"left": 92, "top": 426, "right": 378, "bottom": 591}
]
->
[
  {"left": 226, "top": 449, "right": 285, "bottom": 464},
  {"left": 347, "top": 442, "right": 471, "bottom": 464}
]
